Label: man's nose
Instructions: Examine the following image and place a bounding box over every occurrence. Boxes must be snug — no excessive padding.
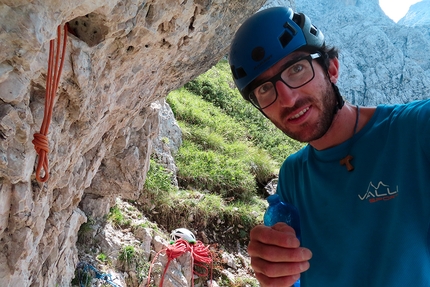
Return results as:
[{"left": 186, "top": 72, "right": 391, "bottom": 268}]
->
[{"left": 275, "top": 80, "right": 297, "bottom": 107}]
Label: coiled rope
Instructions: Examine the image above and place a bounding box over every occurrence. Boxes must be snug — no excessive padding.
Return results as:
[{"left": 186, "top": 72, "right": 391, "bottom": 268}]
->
[
  {"left": 32, "top": 24, "right": 68, "bottom": 182},
  {"left": 147, "top": 239, "right": 213, "bottom": 287}
]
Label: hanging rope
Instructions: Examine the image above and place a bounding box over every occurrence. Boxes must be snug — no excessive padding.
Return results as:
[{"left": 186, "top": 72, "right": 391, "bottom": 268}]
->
[
  {"left": 146, "top": 239, "right": 213, "bottom": 287},
  {"left": 32, "top": 24, "right": 68, "bottom": 182}
]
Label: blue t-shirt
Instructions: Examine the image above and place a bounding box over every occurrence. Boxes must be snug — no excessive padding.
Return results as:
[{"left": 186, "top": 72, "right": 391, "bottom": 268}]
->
[{"left": 277, "top": 99, "right": 430, "bottom": 287}]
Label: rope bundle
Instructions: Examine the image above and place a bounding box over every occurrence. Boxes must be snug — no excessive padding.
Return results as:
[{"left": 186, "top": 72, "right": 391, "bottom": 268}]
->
[
  {"left": 147, "top": 239, "right": 213, "bottom": 287},
  {"left": 32, "top": 24, "right": 68, "bottom": 182}
]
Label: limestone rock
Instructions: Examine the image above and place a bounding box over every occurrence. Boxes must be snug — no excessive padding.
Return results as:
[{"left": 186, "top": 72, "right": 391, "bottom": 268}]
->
[
  {"left": 0, "top": 0, "right": 266, "bottom": 286},
  {"left": 151, "top": 99, "right": 182, "bottom": 186}
]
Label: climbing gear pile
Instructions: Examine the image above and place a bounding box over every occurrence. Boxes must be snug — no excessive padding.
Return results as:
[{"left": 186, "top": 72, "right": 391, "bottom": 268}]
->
[
  {"left": 32, "top": 24, "right": 68, "bottom": 182},
  {"left": 76, "top": 261, "right": 120, "bottom": 287},
  {"left": 147, "top": 229, "right": 213, "bottom": 287}
]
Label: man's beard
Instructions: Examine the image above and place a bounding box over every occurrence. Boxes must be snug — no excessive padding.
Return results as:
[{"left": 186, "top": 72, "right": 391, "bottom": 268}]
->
[{"left": 271, "top": 84, "right": 337, "bottom": 143}]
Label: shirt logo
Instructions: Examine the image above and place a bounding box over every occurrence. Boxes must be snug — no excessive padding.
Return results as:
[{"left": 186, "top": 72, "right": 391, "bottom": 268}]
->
[{"left": 358, "top": 181, "right": 399, "bottom": 203}]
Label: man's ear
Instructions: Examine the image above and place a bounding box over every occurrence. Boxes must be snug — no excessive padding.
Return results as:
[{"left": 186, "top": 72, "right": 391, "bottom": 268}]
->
[{"left": 328, "top": 57, "right": 340, "bottom": 84}]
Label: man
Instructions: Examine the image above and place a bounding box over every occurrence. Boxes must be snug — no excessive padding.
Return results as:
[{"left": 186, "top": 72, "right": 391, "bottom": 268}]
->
[{"left": 229, "top": 6, "right": 430, "bottom": 287}]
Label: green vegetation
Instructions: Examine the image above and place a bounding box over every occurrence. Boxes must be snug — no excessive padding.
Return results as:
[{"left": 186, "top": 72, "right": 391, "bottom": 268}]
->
[
  {"left": 144, "top": 159, "right": 177, "bottom": 197},
  {"left": 117, "top": 244, "right": 150, "bottom": 285},
  {"left": 107, "top": 205, "right": 131, "bottom": 228},
  {"left": 133, "top": 219, "right": 159, "bottom": 231},
  {"left": 96, "top": 253, "right": 109, "bottom": 264},
  {"left": 118, "top": 245, "right": 136, "bottom": 266},
  {"left": 168, "top": 88, "right": 277, "bottom": 199}
]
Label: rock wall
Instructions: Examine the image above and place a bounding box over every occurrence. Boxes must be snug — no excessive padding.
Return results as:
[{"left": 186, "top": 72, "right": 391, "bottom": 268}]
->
[{"left": 0, "top": 1, "right": 268, "bottom": 286}]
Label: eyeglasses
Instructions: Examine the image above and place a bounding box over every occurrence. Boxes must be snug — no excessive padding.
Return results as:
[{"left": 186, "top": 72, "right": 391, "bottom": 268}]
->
[{"left": 248, "top": 53, "right": 321, "bottom": 109}]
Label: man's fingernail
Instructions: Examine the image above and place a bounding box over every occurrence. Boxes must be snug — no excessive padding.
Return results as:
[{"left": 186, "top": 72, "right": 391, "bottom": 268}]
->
[
  {"left": 300, "top": 261, "right": 310, "bottom": 271},
  {"left": 288, "top": 237, "right": 300, "bottom": 246},
  {"left": 301, "top": 248, "right": 312, "bottom": 260}
]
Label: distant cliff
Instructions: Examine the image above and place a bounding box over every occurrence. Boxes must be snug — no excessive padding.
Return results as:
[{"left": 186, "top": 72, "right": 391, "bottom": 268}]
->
[
  {"left": 399, "top": 0, "right": 430, "bottom": 27},
  {"left": 296, "top": 0, "right": 430, "bottom": 105}
]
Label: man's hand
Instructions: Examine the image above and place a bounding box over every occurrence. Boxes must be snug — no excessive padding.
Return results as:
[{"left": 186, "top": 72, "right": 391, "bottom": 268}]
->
[{"left": 248, "top": 223, "right": 312, "bottom": 287}]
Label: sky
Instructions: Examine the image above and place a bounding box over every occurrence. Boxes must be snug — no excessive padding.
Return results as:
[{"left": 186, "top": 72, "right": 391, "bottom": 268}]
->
[{"left": 379, "top": 0, "right": 423, "bottom": 22}]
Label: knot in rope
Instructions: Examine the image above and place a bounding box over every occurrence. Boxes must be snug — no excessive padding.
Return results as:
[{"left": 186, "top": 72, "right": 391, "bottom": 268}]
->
[
  {"left": 32, "top": 133, "right": 49, "bottom": 153},
  {"left": 32, "top": 133, "right": 50, "bottom": 182}
]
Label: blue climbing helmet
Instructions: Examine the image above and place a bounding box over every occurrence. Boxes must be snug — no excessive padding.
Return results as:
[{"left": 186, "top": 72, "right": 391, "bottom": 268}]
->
[{"left": 229, "top": 7, "right": 325, "bottom": 101}]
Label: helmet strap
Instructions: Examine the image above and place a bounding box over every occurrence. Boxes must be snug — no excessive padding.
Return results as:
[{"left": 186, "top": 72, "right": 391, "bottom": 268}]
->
[
  {"left": 319, "top": 52, "right": 344, "bottom": 113},
  {"left": 331, "top": 82, "right": 344, "bottom": 113}
]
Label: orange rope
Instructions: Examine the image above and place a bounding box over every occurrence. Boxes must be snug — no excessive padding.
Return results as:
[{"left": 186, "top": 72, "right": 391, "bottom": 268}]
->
[
  {"left": 146, "top": 239, "right": 213, "bottom": 287},
  {"left": 32, "top": 24, "right": 67, "bottom": 182}
]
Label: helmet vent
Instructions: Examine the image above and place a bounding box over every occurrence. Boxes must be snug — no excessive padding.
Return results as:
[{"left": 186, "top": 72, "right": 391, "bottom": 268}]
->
[
  {"left": 292, "top": 13, "right": 304, "bottom": 26},
  {"left": 283, "top": 22, "right": 297, "bottom": 35},
  {"left": 231, "top": 65, "right": 247, "bottom": 80},
  {"left": 310, "top": 25, "right": 318, "bottom": 36},
  {"left": 279, "top": 30, "right": 293, "bottom": 48}
]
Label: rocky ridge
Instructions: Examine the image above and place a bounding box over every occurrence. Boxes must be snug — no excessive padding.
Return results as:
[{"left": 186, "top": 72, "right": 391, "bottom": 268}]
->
[
  {"left": 399, "top": 0, "right": 430, "bottom": 27},
  {"left": 296, "top": 0, "right": 430, "bottom": 105}
]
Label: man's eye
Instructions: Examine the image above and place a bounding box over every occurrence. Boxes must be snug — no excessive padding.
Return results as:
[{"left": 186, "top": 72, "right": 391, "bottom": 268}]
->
[
  {"left": 256, "top": 83, "right": 273, "bottom": 95},
  {"left": 289, "top": 63, "right": 304, "bottom": 74}
]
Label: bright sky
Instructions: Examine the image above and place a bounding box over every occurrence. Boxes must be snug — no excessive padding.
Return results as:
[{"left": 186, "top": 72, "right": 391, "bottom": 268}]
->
[{"left": 379, "top": 0, "right": 423, "bottom": 22}]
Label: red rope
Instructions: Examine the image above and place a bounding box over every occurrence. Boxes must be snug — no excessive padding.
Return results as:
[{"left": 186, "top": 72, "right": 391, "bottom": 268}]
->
[
  {"left": 32, "top": 24, "right": 67, "bottom": 182},
  {"left": 146, "top": 239, "right": 213, "bottom": 287}
]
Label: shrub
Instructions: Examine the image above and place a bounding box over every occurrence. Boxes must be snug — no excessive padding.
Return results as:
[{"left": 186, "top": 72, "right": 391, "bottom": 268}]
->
[
  {"left": 118, "top": 245, "right": 135, "bottom": 266},
  {"left": 96, "top": 253, "right": 109, "bottom": 264},
  {"left": 107, "top": 205, "right": 131, "bottom": 228}
]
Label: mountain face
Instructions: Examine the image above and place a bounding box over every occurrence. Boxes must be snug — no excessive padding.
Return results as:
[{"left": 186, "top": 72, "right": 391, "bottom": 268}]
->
[
  {"left": 294, "top": 0, "right": 430, "bottom": 105},
  {"left": 399, "top": 0, "right": 430, "bottom": 27}
]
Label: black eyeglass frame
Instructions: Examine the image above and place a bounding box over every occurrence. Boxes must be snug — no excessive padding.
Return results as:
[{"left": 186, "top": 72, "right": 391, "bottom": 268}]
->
[{"left": 247, "top": 52, "right": 322, "bottom": 110}]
